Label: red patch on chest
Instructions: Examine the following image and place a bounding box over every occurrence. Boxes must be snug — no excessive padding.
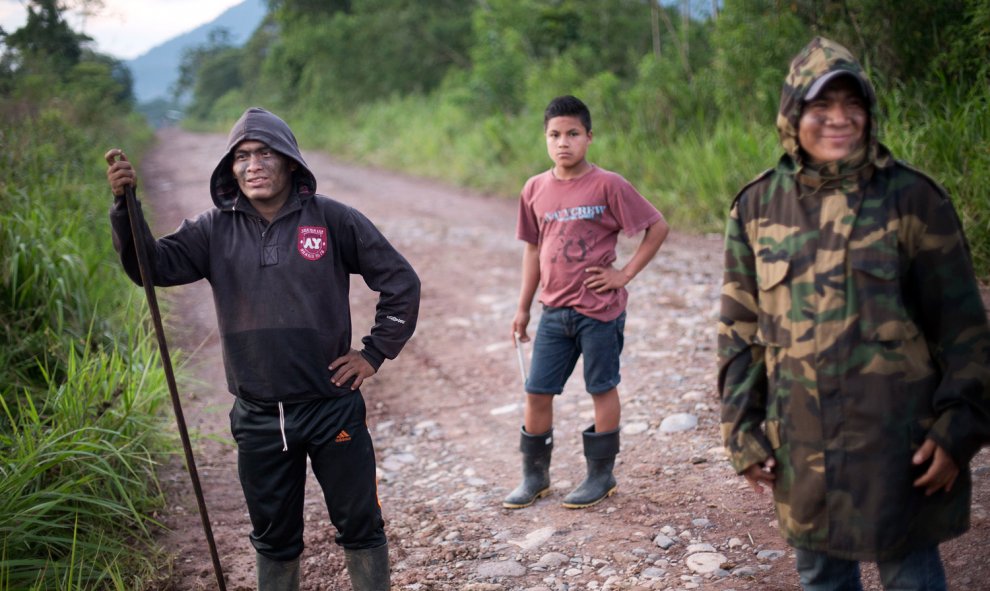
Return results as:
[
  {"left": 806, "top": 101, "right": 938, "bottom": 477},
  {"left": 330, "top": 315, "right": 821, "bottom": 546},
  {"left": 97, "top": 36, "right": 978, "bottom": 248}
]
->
[{"left": 297, "top": 226, "right": 328, "bottom": 260}]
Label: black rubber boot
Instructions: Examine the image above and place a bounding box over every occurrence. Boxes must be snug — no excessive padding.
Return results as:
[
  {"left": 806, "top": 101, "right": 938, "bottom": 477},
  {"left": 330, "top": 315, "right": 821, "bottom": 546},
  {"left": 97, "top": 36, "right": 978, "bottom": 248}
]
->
[
  {"left": 502, "top": 427, "right": 553, "bottom": 509},
  {"left": 344, "top": 542, "right": 390, "bottom": 591},
  {"left": 562, "top": 425, "right": 619, "bottom": 509},
  {"left": 256, "top": 553, "right": 300, "bottom": 591}
]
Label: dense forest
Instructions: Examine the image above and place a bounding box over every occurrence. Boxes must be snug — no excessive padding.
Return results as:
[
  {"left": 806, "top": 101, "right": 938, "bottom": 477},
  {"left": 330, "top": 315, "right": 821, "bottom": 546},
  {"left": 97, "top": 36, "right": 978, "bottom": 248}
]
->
[
  {"left": 175, "top": 0, "right": 989, "bottom": 278},
  {"left": 1, "top": 0, "right": 988, "bottom": 588}
]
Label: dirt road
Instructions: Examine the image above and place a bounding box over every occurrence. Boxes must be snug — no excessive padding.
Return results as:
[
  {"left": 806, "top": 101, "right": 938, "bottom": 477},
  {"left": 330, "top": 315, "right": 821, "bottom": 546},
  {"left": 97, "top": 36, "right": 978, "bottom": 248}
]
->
[{"left": 138, "top": 128, "right": 989, "bottom": 591}]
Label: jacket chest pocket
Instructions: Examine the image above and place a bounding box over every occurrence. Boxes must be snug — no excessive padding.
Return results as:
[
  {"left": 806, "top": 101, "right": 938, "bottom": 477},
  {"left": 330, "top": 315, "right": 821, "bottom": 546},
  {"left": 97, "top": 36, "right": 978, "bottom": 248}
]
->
[
  {"left": 755, "top": 256, "right": 793, "bottom": 347},
  {"left": 848, "top": 233, "right": 918, "bottom": 341}
]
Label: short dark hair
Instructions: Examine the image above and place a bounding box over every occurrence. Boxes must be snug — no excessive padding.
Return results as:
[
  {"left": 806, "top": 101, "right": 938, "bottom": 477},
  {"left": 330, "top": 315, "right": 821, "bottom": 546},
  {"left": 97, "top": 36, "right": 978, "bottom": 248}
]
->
[{"left": 544, "top": 95, "right": 592, "bottom": 132}]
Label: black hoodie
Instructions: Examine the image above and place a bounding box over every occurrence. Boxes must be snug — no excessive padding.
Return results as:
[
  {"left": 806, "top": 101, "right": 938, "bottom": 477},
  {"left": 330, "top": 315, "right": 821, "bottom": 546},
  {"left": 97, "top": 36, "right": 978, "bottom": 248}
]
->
[{"left": 111, "top": 107, "right": 420, "bottom": 402}]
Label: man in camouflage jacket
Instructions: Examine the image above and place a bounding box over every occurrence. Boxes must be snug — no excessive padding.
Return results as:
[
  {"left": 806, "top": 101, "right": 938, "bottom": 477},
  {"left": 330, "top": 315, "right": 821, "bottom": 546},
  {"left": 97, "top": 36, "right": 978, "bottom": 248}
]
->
[{"left": 718, "top": 36, "right": 990, "bottom": 589}]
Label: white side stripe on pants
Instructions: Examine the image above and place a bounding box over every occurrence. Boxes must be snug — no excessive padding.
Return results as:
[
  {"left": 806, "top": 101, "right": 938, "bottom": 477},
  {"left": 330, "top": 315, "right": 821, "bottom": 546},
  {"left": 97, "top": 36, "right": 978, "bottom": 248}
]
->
[{"left": 278, "top": 401, "right": 288, "bottom": 452}]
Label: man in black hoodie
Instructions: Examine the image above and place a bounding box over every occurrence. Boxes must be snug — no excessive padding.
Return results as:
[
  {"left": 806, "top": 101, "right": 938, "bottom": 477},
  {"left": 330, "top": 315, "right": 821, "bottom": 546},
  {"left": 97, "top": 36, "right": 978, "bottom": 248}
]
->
[{"left": 106, "top": 107, "right": 420, "bottom": 591}]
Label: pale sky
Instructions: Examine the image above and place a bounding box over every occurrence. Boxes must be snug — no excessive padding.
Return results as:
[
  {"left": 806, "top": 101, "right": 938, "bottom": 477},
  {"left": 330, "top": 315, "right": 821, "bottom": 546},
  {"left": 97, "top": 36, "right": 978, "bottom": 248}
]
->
[{"left": 0, "top": 0, "right": 247, "bottom": 60}]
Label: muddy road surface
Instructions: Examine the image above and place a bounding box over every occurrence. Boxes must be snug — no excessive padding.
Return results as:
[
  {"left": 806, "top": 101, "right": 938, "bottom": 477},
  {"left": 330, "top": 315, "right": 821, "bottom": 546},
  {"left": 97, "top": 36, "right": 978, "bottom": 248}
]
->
[{"left": 135, "top": 128, "right": 989, "bottom": 591}]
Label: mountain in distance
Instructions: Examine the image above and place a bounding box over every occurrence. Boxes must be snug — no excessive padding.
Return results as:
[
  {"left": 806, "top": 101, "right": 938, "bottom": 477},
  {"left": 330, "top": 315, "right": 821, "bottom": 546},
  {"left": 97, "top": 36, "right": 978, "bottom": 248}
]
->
[{"left": 127, "top": 0, "right": 267, "bottom": 104}]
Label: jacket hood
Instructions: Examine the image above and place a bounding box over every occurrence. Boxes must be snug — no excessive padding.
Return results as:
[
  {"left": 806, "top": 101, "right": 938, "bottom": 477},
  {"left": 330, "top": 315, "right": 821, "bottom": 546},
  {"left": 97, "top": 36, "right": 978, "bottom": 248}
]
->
[
  {"left": 210, "top": 107, "right": 317, "bottom": 209},
  {"left": 776, "top": 37, "right": 886, "bottom": 169}
]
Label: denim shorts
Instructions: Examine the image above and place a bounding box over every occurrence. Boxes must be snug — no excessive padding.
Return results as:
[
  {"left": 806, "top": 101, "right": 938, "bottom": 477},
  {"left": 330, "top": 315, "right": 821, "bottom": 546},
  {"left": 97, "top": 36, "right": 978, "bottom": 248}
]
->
[{"left": 525, "top": 306, "right": 625, "bottom": 395}]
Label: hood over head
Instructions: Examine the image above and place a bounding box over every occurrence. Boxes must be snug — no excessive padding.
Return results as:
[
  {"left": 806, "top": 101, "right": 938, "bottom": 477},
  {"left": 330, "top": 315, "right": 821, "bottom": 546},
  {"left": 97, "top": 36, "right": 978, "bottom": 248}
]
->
[
  {"left": 776, "top": 36, "right": 885, "bottom": 168},
  {"left": 210, "top": 107, "right": 317, "bottom": 209}
]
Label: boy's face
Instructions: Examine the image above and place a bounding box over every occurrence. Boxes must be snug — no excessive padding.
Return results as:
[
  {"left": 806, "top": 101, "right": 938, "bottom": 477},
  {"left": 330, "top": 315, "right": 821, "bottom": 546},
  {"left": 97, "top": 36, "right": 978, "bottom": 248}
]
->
[
  {"left": 798, "top": 76, "right": 868, "bottom": 164},
  {"left": 545, "top": 115, "right": 592, "bottom": 173},
  {"left": 232, "top": 140, "right": 297, "bottom": 206}
]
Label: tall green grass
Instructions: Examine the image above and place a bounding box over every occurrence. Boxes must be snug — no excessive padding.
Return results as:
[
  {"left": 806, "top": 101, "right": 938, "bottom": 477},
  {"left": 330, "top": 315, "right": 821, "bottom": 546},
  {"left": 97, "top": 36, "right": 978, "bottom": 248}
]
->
[
  {"left": 277, "top": 81, "right": 988, "bottom": 279},
  {"left": 0, "top": 337, "right": 169, "bottom": 590},
  {"left": 1, "top": 105, "right": 173, "bottom": 589},
  {"left": 882, "top": 84, "right": 990, "bottom": 280}
]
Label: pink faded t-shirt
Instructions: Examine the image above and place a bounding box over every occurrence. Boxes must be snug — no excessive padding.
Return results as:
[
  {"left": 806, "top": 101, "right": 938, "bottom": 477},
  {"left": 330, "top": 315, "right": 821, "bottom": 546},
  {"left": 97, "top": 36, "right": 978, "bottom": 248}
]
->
[{"left": 516, "top": 165, "right": 663, "bottom": 321}]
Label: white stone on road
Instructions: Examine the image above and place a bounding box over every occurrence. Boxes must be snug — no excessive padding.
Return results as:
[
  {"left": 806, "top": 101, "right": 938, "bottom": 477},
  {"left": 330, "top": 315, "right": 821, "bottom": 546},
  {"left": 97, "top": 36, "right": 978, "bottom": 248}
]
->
[
  {"left": 476, "top": 559, "right": 527, "bottom": 578},
  {"left": 509, "top": 526, "right": 556, "bottom": 551},
  {"left": 659, "top": 413, "right": 698, "bottom": 433},
  {"left": 685, "top": 551, "right": 727, "bottom": 574}
]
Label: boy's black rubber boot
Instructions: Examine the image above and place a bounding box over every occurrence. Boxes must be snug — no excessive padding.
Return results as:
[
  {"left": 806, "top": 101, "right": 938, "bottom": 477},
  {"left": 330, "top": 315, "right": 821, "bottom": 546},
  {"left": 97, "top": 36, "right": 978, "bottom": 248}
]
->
[
  {"left": 344, "top": 542, "right": 390, "bottom": 591},
  {"left": 562, "top": 425, "right": 619, "bottom": 509},
  {"left": 502, "top": 427, "right": 553, "bottom": 509},
  {"left": 256, "top": 553, "right": 300, "bottom": 591}
]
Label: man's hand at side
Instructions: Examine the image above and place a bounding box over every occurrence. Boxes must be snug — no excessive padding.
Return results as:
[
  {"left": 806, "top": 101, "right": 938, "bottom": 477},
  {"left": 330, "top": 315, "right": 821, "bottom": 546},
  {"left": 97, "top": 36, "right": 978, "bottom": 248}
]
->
[
  {"left": 913, "top": 438, "right": 959, "bottom": 496},
  {"left": 742, "top": 457, "right": 777, "bottom": 494}
]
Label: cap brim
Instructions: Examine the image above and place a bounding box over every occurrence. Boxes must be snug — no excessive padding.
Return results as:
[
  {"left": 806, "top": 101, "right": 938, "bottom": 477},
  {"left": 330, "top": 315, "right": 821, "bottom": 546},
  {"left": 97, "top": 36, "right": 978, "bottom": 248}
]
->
[{"left": 805, "top": 70, "right": 863, "bottom": 101}]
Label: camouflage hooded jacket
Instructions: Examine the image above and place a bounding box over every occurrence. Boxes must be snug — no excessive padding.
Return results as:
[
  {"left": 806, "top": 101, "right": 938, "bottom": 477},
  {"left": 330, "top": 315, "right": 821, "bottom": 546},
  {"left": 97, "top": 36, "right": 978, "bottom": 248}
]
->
[{"left": 718, "top": 37, "right": 990, "bottom": 561}]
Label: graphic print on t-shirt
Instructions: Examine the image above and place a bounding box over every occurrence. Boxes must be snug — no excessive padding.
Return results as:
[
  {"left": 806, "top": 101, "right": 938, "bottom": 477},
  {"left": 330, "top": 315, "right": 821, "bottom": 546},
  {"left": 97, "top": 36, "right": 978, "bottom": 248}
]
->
[
  {"left": 543, "top": 205, "right": 607, "bottom": 223},
  {"left": 544, "top": 204, "right": 607, "bottom": 264}
]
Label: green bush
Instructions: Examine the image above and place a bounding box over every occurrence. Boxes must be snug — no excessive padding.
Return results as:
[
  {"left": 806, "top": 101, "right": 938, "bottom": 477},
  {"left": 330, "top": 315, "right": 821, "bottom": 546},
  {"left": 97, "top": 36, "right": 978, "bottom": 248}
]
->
[
  {"left": 1, "top": 104, "right": 170, "bottom": 590},
  {"left": 270, "top": 78, "right": 988, "bottom": 282},
  {"left": 188, "top": 1, "right": 990, "bottom": 280},
  {"left": 882, "top": 82, "right": 990, "bottom": 278}
]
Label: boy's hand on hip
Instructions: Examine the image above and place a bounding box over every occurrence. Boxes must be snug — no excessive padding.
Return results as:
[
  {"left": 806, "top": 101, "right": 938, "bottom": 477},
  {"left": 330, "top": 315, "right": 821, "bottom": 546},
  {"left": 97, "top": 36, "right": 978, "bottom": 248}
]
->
[
  {"left": 329, "top": 349, "right": 376, "bottom": 390},
  {"left": 584, "top": 266, "right": 630, "bottom": 293},
  {"left": 912, "top": 438, "right": 959, "bottom": 496}
]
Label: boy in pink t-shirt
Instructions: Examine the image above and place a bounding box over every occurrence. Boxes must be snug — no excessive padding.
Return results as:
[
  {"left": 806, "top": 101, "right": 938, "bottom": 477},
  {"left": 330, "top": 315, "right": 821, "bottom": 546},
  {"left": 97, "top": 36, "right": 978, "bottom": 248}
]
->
[{"left": 506, "top": 95, "right": 669, "bottom": 509}]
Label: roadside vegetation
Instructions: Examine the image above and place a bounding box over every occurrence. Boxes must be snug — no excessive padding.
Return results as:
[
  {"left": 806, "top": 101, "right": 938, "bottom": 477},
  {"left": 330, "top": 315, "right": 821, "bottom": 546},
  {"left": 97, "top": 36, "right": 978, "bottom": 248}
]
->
[
  {"left": 1, "top": 2, "right": 168, "bottom": 589},
  {"left": 178, "top": 0, "right": 990, "bottom": 279}
]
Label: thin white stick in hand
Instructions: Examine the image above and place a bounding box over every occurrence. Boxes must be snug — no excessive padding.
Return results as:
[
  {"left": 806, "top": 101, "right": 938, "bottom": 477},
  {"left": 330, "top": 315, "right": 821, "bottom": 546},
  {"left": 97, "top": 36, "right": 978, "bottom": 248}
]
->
[{"left": 513, "top": 332, "right": 528, "bottom": 385}]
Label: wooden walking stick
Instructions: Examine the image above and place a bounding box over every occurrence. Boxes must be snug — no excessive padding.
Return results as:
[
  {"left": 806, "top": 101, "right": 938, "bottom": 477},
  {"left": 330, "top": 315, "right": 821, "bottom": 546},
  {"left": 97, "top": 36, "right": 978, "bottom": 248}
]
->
[{"left": 107, "top": 152, "right": 227, "bottom": 591}]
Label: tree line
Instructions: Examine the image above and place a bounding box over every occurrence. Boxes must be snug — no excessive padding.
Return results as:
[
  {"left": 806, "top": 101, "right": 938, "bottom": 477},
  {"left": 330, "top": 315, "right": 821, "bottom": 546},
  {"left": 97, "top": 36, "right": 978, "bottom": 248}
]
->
[
  {"left": 3, "top": 1, "right": 986, "bottom": 278},
  {"left": 179, "top": 0, "right": 986, "bottom": 123},
  {"left": 173, "top": 0, "right": 989, "bottom": 278}
]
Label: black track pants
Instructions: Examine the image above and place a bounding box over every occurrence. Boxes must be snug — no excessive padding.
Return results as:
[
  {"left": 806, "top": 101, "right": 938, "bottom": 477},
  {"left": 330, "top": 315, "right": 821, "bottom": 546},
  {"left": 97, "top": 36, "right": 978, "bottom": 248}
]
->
[{"left": 230, "top": 392, "right": 385, "bottom": 561}]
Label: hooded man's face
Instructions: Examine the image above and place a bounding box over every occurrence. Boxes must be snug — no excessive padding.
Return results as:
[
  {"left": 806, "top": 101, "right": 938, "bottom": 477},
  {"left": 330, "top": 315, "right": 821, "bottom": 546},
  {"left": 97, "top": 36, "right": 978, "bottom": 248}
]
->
[
  {"left": 798, "top": 76, "right": 868, "bottom": 164},
  {"left": 232, "top": 140, "right": 297, "bottom": 216}
]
